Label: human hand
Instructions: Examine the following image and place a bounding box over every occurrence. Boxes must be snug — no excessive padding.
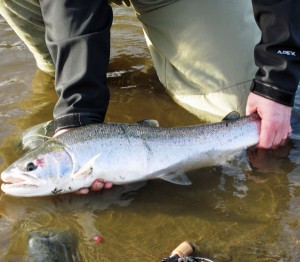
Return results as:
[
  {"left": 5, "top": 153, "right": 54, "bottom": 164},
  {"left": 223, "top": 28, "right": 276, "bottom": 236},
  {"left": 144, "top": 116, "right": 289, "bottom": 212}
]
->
[
  {"left": 246, "top": 92, "right": 292, "bottom": 149},
  {"left": 75, "top": 179, "right": 113, "bottom": 195},
  {"left": 53, "top": 128, "right": 71, "bottom": 138},
  {"left": 247, "top": 142, "right": 291, "bottom": 173}
]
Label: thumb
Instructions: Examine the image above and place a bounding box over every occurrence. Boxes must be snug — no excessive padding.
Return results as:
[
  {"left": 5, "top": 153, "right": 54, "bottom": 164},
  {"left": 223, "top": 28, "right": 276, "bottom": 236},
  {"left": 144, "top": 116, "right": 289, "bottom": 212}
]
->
[
  {"left": 246, "top": 92, "right": 258, "bottom": 115},
  {"left": 124, "top": 0, "right": 131, "bottom": 6}
]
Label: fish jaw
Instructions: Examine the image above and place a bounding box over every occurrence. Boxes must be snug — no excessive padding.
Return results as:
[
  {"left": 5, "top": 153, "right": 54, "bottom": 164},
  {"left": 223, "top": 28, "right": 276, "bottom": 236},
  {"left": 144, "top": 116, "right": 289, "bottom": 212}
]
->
[
  {"left": 1, "top": 165, "right": 94, "bottom": 197},
  {"left": 1, "top": 182, "right": 44, "bottom": 197},
  {"left": 1, "top": 160, "right": 93, "bottom": 197},
  {"left": 1, "top": 167, "right": 67, "bottom": 197},
  {"left": 1, "top": 167, "right": 50, "bottom": 197},
  {"left": 1, "top": 183, "right": 68, "bottom": 197},
  {"left": 1, "top": 140, "right": 76, "bottom": 197}
]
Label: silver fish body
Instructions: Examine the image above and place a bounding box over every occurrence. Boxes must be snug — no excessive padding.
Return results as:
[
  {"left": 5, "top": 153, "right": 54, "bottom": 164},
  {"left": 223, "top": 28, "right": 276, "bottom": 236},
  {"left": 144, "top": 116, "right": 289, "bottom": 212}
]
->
[{"left": 1, "top": 114, "right": 260, "bottom": 197}]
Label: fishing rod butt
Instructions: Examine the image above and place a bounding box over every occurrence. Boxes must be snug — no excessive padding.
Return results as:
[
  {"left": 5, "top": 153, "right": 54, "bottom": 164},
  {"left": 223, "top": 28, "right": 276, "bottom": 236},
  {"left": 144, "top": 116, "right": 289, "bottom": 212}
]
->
[{"left": 170, "top": 241, "right": 195, "bottom": 258}]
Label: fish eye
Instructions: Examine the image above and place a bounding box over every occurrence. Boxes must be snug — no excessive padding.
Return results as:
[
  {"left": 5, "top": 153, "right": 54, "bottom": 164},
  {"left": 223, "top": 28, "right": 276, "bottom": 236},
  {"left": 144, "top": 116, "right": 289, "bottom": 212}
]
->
[{"left": 26, "top": 162, "right": 37, "bottom": 172}]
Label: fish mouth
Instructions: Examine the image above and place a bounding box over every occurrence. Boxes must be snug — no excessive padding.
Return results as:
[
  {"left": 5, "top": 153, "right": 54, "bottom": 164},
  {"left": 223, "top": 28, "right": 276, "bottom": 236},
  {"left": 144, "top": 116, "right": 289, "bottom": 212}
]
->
[
  {"left": 2, "top": 176, "right": 26, "bottom": 184},
  {"left": 1, "top": 178, "right": 39, "bottom": 192},
  {"left": 1, "top": 182, "right": 40, "bottom": 197},
  {"left": 1, "top": 182, "right": 38, "bottom": 189},
  {"left": 1, "top": 170, "right": 39, "bottom": 187},
  {"left": 1, "top": 171, "right": 41, "bottom": 196}
]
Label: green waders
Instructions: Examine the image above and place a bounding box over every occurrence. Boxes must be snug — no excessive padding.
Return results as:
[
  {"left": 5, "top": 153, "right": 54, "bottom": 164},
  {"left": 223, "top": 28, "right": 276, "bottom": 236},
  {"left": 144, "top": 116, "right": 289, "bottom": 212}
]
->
[{"left": 131, "top": 0, "right": 261, "bottom": 121}]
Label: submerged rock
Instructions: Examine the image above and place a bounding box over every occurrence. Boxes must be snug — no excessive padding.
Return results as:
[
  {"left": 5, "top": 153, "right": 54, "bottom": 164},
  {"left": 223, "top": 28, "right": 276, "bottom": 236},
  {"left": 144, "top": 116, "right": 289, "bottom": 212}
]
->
[{"left": 26, "top": 230, "right": 81, "bottom": 262}]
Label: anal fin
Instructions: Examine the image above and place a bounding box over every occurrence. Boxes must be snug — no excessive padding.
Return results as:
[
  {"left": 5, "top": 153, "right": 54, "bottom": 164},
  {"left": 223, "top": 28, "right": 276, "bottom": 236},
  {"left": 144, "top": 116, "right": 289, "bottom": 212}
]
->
[{"left": 160, "top": 171, "right": 192, "bottom": 186}]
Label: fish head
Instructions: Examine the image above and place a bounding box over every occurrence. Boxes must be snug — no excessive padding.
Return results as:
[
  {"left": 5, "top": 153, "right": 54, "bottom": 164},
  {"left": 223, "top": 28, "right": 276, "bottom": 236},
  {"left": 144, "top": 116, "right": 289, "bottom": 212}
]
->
[{"left": 1, "top": 140, "right": 74, "bottom": 197}]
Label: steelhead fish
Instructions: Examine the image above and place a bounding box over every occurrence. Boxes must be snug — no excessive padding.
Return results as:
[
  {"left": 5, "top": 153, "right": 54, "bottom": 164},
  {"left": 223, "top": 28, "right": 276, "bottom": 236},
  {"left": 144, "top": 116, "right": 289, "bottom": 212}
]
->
[{"left": 1, "top": 114, "right": 261, "bottom": 197}]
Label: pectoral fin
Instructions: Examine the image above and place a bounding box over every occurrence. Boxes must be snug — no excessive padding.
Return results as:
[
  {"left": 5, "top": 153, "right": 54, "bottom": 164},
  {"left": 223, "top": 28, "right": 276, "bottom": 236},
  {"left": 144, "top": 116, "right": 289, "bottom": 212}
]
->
[
  {"left": 136, "top": 119, "right": 159, "bottom": 127},
  {"left": 160, "top": 171, "right": 192, "bottom": 185},
  {"left": 71, "top": 154, "right": 101, "bottom": 179}
]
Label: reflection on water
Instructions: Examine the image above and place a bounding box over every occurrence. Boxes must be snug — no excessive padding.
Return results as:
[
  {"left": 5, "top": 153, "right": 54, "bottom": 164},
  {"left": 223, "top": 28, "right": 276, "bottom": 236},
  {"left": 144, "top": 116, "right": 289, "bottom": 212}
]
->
[{"left": 1, "top": 4, "right": 300, "bottom": 262}]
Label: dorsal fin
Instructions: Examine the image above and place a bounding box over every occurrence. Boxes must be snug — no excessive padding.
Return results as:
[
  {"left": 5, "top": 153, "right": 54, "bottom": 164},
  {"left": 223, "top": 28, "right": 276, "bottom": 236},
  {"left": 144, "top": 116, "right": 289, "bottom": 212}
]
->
[
  {"left": 160, "top": 171, "right": 192, "bottom": 185},
  {"left": 222, "top": 111, "right": 240, "bottom": 121},
  {"left": 136, "top": 119, "right": 159, "bottom": 127}
]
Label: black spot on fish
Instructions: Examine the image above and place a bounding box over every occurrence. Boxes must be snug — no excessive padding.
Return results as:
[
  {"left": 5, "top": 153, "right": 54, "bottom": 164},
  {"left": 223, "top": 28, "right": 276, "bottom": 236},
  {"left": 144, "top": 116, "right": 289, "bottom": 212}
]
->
[
  {"left": 87, "top": 167, "right": 93, "bottom": 177},
  {"left": 22, "top": 184, "right": 38, "bottom": 188},
  {"left": 120, "top": 125, "right": 126, "bottom": 135},
  {"left": 143, "top": 139, "right": 153, "bottom": 156},
  {"left": 52, "top": 187, "right": 63, "bottom": 195}
]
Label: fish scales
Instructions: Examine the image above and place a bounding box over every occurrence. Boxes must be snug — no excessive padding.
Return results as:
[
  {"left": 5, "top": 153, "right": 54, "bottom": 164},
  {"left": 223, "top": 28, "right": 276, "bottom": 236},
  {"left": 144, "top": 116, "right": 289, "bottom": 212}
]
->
[{"left": 1, "top": 114, "right": 260, "bottom": 197}]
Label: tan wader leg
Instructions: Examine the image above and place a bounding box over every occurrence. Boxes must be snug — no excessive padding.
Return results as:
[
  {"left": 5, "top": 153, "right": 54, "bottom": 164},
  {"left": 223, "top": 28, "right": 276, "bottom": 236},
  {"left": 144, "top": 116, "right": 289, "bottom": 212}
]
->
[
  {"left": 0, "top": 0, "right": 54, "bottom": 75},
  {"left": 131, "top": 0, "right": 261, "bottom": 121}
]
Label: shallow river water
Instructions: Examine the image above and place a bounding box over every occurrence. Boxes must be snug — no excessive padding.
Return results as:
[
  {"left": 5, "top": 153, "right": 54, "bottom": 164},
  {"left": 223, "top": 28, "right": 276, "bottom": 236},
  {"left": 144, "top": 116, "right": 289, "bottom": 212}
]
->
[{"left": 1, "top": 5, "right": 300, "bottom": 262}]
